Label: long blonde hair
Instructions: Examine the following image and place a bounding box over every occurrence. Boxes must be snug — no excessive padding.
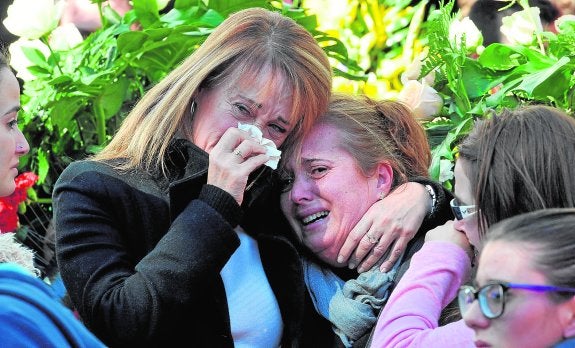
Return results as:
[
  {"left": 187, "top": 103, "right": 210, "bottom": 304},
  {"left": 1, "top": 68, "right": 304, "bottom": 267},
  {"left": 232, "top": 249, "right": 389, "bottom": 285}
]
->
[{"left": 95, "top": 8, "right": 332, "bottom": 175}]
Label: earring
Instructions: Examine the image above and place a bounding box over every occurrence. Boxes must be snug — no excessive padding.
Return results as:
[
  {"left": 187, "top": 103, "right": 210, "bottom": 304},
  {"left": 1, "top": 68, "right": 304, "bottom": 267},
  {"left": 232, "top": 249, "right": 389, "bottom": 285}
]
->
[
  {"left": 190, "top": 101, "right": 197, "bottom": 116},
  {"left": 378, "top": 191, "right": 385, "bottom": 200}
]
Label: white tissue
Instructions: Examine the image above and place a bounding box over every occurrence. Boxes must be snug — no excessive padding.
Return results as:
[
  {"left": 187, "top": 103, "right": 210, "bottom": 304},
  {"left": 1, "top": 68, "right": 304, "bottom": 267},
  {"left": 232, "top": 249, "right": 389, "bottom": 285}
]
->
[{"left": 237, "top": 122, "right": 282, "bottom": 170}]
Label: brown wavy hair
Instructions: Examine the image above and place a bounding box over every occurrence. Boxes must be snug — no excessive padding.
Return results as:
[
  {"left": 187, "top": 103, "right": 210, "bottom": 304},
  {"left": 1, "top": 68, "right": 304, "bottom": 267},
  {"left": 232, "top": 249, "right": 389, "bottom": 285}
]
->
[{"left": 458, "top": 105, "right": 575, "bottom": 237}]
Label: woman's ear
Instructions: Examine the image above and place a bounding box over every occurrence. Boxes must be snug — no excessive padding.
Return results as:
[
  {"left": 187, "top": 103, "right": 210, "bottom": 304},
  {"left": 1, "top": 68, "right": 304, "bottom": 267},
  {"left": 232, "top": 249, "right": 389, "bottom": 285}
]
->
[
  {"left": 375, "top": 161, "right": 394, "bottom": 198},
  {"left": 560, "top": 297, "right": 575, "bottom": 338}
]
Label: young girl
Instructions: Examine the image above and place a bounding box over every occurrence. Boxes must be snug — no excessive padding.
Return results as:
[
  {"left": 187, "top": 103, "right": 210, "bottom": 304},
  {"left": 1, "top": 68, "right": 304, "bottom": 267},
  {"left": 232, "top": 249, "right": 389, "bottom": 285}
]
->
[
  {"left": 0, "top": 50, "right": 105, "bottom": 347},
  {"left": 372, "top": 105, "right": 575, "bottom": 347},
  {"left": 461, "top": 208, "right": 575, "bottom": 348}
]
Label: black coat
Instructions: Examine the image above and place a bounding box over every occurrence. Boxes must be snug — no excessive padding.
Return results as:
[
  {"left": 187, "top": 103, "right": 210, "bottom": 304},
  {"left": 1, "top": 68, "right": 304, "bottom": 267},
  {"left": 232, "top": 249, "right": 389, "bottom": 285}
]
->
[{"left": 53, "top": 139, "right": 326, "bottom": 347}]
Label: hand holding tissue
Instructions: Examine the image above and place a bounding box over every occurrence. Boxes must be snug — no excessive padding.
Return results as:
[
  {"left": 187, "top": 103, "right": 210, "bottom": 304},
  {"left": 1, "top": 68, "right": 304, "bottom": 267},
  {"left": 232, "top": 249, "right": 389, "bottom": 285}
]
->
[{"left": 237, "top": 123, "right": 282, "bottom": 170}]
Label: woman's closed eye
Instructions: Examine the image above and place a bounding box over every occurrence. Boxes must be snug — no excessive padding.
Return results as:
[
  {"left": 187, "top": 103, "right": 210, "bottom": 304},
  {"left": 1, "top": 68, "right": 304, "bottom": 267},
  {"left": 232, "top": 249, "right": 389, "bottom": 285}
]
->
[
  {"left": 308, "top": 166, "right": 328, "bottom": 179},
  {"left": 233, "top": 102, "right": 253, "bottom": 117},
  {"left": 269, "top": 123, "right": 286, "bottom": 134},
  {"left": 231, "top": 103, "right": 286, "bottom": 135}
]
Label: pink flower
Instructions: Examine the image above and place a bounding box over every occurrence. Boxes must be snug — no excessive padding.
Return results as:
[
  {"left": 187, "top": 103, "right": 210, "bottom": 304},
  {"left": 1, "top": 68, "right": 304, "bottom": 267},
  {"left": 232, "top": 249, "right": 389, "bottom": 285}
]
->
[{"left": 398, "top": 80, "right": 443, "bottom": 120}]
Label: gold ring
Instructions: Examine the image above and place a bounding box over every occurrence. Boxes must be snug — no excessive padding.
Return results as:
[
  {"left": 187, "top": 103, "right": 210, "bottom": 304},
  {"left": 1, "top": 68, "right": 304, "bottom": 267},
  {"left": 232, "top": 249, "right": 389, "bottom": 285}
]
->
[
  {"left": 366, "top": 233, "right": 379, "bottom": 244},
  {"left": 234, "top": 149, "right": 243, "bottom": 158}
]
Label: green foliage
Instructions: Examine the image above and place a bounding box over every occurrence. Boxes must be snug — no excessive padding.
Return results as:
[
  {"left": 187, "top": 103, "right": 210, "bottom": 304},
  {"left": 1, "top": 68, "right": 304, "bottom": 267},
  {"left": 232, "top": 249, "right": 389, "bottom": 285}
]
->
[{"left": 421, "top": 0, "right": 575, "bottom": 186}]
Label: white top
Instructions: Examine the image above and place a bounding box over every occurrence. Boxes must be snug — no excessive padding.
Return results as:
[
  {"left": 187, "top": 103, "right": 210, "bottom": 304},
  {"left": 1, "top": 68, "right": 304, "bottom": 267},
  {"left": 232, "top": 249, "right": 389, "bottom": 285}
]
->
[{"left": 220, "top": 227, "right": 283, "bottom": 347}]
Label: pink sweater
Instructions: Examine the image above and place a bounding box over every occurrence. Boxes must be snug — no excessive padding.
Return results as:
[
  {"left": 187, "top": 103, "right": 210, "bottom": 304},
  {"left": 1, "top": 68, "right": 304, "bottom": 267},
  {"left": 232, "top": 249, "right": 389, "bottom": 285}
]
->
[{"left": 370, "top": 241, "right": 475, "bottom": 347}]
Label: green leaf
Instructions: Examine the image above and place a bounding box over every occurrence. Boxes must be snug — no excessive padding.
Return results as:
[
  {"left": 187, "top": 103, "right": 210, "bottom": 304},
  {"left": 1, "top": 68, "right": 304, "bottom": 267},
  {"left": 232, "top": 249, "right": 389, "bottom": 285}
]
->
[
  {"left": 94, "top": 77, "right": 129, "bottom": 120},
  {"left": 160, "top": 7, "right": 202, "bottom": 27},
  {"left": 461, "top": 58, "right": 501, "bottom": 98},
  {"left": 37, "top": 149, "right": 49, "bottom": 183},
  {"left": 132, "top": 0, "right": 161, "bottom": 28},
  {"left": 117, "top": 31, "right": 150, "bottom": 54},
  {"left": 515, "top": 56, "right": 571, "bottom": 101},
  {"left": 208, "top": 0, "right": 272, "bottom": 17},
  {"left": 333, "top": 67, "right": 368, "bottom": 81},
  {"left": 50, "top": 97, "right": 85, "bottom": 131},
  {"left": 478, "top": 44, "right": 523, "bottom": 70},
  {"left": 429, "top": 116, "right": 473, "bottom": 182},
  {"left": 21, "top": 47, "right": 50, "bottom": 69},
  {"left": 50, "top": 75, "right": 74, "bottom": 86},
  {"left": 174, "top": 0, "right": 195, "bottom": 8},
  {"left": 198, "top": 9, "right": 226, "bottom": 27},
  {"left": 25, "top": 66, "right": 52, "bottom": 78},
  {"left": 102, "top": 4, "right": 123, "bottom": 25}
]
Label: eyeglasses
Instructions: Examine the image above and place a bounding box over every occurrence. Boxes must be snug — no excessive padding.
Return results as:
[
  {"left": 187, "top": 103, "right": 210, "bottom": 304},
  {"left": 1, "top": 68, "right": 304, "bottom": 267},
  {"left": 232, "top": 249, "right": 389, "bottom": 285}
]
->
[
  {"left": 458, "top": 281, "right": 575, "bottom": 319},
  {"left": 450, "top": 198, "right": 477, "bottom": 220}
]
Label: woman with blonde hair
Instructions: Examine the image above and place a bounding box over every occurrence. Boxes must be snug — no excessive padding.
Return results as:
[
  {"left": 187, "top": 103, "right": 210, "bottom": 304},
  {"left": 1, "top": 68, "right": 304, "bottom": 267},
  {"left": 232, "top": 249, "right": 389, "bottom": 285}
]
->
[{"left": 52, "top": 8, "right": 434, "bottom": 347}]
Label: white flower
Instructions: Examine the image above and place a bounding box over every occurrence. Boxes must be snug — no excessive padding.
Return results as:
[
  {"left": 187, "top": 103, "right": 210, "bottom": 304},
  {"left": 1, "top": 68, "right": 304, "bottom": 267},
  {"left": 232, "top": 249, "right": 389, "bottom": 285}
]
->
[
  {"left": 439, "top": 159, "right": 454, "bottom": 183},
  {"left": 500, "top": 7, "right": 543, "bottom": 46},
  {"left": 3, "top": 0, "right": 65, "bottom": 40},
  {"left": 49, "top": 23, "right": 84, "bottom": 51},
  {"left": 397, "top": 80, "right": 443, "bottom": 120},
  {"left": 555, "top": 15, "right": 575, "bottom": 33},
  {"left": 8, "top": 39, "right": 50, "bottom": 81},
  {"left": 157, "top": 0, "right": 170, "bottom": 10},
  {"left": 449, "top": 17, "right": 483, "bottom": 53}
]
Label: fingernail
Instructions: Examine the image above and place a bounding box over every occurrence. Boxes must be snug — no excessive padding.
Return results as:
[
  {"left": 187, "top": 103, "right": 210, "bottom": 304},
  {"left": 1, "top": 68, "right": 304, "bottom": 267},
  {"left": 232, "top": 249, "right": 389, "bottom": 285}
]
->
[
  {"left": 337, "top": 255, "right": 344, "bottom": 264},
  {"left": 380, "top": 267, "right": 388, "bottom": 272},
  {"left": 357, "top": 266, "right": 365, "bottom": 273},
  {"left": 348, "top": 262, "right": 356, "bottom": 270}
]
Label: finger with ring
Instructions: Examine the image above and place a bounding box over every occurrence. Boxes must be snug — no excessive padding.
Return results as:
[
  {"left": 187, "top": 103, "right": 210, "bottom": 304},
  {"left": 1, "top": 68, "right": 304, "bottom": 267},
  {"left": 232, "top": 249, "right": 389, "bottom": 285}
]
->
[
  {"left": 366, "top": 233, "right": 379, "bottom": 244},
  {"left": 233, "top": 148, "right": 243, "bottom": 158}
]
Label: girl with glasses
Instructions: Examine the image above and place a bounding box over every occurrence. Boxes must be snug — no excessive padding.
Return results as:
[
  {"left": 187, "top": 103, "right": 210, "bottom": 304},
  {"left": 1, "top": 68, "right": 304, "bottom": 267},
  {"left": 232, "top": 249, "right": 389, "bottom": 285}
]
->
[
  {"left": 461, "top": 208, "right": 575, "bottom": 347},
  {"left": 371, "top": 105, "right": 575, "bottom": 347}
]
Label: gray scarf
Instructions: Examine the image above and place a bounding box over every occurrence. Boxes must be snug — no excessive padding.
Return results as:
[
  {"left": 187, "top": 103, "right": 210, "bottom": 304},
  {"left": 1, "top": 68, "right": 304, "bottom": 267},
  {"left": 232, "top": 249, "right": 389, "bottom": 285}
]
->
[{"left": 303, "top": 254, "right": 404, "bottom": 347}]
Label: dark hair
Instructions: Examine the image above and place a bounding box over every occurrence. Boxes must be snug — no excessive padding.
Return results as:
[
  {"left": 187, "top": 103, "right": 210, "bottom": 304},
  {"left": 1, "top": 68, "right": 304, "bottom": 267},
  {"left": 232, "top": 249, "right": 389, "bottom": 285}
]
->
[
  {"left": 0, "top": 48, "right": 12, "bottom": 86},
  {"left": 469, "top": 0, "right": 559, "bottom": 45},
  {"left": 0, "top": 47, "right": 9, "bottom": 70},
  {"left": 486, "top": 208, "right": 575, "bottom": 302},
  {"left": 458, "top": 105, "right": 575, "bottom": 237},
  {"left": 306, "top": 92, "right": 431, "bottom": 188}
]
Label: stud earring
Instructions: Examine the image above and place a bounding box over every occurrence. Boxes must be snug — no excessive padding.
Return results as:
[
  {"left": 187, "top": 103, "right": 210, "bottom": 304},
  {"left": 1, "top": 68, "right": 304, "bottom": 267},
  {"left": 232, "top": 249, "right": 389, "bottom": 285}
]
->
[{"left": 378, "top": 191, "right": 385, "bottom": 200}]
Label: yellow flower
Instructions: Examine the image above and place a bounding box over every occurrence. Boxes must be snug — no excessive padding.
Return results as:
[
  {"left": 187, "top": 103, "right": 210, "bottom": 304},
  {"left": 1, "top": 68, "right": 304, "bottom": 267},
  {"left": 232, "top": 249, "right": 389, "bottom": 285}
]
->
[{"left": 3, "top": 0, "right": 64, "bottom": 40}]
